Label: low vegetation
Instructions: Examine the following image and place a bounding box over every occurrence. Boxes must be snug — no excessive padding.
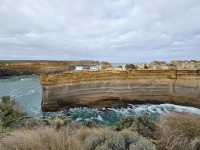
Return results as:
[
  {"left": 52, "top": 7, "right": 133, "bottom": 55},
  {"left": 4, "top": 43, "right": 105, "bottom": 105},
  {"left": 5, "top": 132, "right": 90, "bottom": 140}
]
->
[
  {"left": 0, "top": 126, "right": 156, "bottom": 150},
  {"left": 113, "top": 113, "right": 157, "bottom": 138},
  {"left": 156, "top": 113, "right": 200, "bottom": 150},
  {"left": 0, "top": 96, "right": 26, "bottom": 131}
]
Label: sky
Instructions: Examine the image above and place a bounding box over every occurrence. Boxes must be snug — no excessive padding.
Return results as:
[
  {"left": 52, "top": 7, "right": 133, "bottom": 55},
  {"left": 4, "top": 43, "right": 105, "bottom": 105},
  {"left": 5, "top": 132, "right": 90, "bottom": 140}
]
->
[{"left": 0, "top": 0, "right": 200, "bottom": 63}]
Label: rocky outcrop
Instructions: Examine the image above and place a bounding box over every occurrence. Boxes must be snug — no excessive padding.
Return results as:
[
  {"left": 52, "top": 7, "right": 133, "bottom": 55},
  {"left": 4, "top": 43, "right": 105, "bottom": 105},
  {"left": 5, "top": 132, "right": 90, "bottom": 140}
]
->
[{"left": 41, "top": 70, "right": 200, "bottom": 111}]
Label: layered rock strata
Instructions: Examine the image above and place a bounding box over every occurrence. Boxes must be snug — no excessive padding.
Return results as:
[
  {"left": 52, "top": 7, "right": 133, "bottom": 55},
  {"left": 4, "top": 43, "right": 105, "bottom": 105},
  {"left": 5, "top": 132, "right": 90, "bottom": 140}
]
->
[{"left": 41, "top": 70, "right": 200, "bottom": 111}]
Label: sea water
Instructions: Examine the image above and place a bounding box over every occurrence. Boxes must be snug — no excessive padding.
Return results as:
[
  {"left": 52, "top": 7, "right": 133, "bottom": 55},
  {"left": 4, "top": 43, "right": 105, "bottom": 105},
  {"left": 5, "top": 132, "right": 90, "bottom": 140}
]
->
[
  {"left": 0, "top": 75, "right": 42, "bottom": 116},
  {"left": 0, "top": 75, "right": 200, "bottom": 124}
]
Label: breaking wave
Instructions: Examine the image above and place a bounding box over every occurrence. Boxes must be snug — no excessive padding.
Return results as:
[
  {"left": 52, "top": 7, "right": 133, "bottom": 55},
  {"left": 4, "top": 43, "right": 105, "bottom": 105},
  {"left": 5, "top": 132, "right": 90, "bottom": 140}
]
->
[{"left": 58, "top": 104, "right": 200, "bottom": 124}]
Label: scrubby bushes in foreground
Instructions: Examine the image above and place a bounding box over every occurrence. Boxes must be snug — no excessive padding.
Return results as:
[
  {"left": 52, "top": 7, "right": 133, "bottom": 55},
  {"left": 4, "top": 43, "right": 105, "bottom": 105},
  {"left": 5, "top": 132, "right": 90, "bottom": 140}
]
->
[
  {"left": 113, "top": 113, "right": 157, "bottom": 138},
  {"left": 156, "top": 113, "right": 200, "bottom": 150},
  {"left": 0, "top": 126, "right": 156, "bottom": 150},
  {"left": 113, "top": 113, "right": 200, "bottom": 150},
  {"left": 0, "top": 96, "right": 26, "bottom": 131}
]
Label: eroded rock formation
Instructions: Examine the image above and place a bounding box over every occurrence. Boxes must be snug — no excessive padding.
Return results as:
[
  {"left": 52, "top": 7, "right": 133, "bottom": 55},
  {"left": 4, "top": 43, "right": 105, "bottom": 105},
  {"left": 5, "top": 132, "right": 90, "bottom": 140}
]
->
[{"left": 41, "top": 70, "right": 200, "bottom": 111}]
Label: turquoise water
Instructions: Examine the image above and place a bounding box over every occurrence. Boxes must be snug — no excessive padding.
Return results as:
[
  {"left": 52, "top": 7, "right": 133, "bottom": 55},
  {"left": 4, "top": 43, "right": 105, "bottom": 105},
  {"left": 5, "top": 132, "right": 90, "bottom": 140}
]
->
[
  {"left": 0, "top": 75, "right": 42, "bottom": 116},
  {"left": 0, "top": 75, "right": 200, "bottom": 124}
]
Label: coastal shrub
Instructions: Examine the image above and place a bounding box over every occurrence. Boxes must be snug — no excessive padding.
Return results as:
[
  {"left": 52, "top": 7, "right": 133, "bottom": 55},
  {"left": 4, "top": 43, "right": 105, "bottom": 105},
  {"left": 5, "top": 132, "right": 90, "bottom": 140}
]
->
[
  {"left": 113, "top": 113, "right": 157, "bottom": 138},
  {"left": 156, "top": 113, "right": 200, "bottom": 150},
  {"left": 44, "top": 116, "right": 72, "bottom": 129},
  {"left": 20, "top": 118, "right": 48, "bottom": 129},
  {"left": 129, "top": 138, "right": 156, "bottom": 150},
  {"left": 83, "top": 128, "right": 156, "bottom": 150},
  {"left": 0, "top": 96, "right": 26, "bottom": 129},
  {"left": 82, "top": 120, "right": 101, "bottom": 128},
  {"left": 84, "top": 129, "right": 107, "bottom": 150},
  {"left": 1, "top": 125, "right": 156, "bottom": 150},
  {"left": 121, "top": 130, "right": 156, "bottom": 150},
  {"left": 0, "top": 127, "right": 82, "bottom": 150}
]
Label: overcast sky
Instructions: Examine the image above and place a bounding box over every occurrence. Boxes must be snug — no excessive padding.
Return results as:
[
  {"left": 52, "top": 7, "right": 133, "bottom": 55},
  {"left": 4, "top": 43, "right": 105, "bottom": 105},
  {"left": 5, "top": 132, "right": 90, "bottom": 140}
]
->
[{"left": 0, "top": 0, "right": 200, "bottom": 63}]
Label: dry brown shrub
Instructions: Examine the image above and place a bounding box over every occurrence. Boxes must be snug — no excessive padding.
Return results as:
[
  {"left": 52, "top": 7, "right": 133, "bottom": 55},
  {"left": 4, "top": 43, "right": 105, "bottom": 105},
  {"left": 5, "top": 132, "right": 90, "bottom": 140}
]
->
[
  {"left": 82, "top": 128, "right": 156, "bottom": 150},
  {"left": 0, "top": 124, "right": 156, "bottom": 150},
  {"left": 156, "top": 113, "right": 200, "bottom": 150},
  {"left": 0, "top": 127, "right": 82, "bottom": 150}
]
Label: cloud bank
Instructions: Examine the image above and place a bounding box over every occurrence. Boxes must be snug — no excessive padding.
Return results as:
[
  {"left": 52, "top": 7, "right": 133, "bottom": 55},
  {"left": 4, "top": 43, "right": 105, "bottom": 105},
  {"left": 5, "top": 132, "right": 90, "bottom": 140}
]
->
[{"left": 0, "top": 0, "right": 200, "bottom": 62}]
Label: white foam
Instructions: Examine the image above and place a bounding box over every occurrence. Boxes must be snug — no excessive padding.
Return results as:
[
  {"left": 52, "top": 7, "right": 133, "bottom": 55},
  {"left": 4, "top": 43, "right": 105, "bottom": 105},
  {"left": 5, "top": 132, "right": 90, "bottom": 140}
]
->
[
  {"left": 132, "top": 104, "right": 200, "bottom": 115},
  {"left": 97, "top": 115, "right": 103, "bottom": 121}
]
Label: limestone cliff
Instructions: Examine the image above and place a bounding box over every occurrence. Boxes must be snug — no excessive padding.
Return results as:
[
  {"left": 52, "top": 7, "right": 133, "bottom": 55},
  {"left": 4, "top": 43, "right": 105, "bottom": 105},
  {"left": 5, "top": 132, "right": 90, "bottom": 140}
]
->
[{"left": 41, "top": 70, "right": 200, "bottom": 111}]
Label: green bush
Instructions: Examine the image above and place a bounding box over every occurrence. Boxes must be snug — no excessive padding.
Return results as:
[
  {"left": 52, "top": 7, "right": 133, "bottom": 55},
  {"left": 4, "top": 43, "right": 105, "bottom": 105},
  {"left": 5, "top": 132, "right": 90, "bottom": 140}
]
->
[
  {"left": 113, "top": 113, "right": 157, "bottom": 138},
  {"left": 43, "top": 116, "right": 72, "bottom": 129},
  {"left": 0, "top": 96, "right": 26, "bottom": 129}
]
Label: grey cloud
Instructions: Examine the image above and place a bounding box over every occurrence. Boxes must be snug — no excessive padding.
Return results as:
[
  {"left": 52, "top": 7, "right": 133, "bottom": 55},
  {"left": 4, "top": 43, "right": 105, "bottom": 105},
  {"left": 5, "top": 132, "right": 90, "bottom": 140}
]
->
[{"left": 0, "top": 0, "right": 200, "bottom": 62}]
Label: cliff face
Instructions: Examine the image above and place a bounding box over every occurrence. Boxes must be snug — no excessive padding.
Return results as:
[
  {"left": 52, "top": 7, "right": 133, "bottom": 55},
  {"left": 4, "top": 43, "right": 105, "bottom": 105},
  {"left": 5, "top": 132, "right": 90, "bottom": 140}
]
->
[
  {"left": 0, "top": 60, "right": 99, "bottom": 77},
  {"left": 41, "top": 70, "right": 200, "bottom": 112}
]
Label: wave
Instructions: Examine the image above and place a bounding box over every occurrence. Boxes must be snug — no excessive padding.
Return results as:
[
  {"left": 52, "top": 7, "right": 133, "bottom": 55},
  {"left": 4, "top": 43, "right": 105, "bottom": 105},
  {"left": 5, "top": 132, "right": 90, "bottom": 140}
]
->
[{"left": 62, "top": 104, "right": 200, "bottom": 124}]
